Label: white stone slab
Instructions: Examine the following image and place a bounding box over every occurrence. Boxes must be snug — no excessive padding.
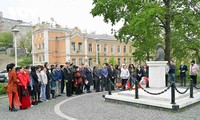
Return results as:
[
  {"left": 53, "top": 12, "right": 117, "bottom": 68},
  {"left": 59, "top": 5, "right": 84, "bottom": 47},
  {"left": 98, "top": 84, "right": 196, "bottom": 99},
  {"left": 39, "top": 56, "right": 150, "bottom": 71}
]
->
[
  {"left": 105, "top": 87, "right": 200, "bottom": 110},
  {"left": 146, "top": 61, "right": 168, "bottom": 88}
]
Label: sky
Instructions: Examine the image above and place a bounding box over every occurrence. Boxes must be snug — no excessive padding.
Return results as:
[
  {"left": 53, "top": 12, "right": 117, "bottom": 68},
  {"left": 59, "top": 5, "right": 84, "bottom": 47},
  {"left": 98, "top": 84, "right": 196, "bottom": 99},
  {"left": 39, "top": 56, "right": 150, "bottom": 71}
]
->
[{"left": 0, "top": 0, "right": 122, "bottom": 35}]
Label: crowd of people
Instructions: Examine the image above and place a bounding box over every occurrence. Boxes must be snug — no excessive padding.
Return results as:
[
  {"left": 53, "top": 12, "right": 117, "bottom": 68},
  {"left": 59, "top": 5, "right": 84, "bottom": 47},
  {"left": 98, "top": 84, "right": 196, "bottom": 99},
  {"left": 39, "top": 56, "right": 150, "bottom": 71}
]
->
[
  {"left": 166, "top": 60, "right": 199, "bottom": 87},
  {"left": 4, "top": 59, "right": 199, "bottom": 112}
]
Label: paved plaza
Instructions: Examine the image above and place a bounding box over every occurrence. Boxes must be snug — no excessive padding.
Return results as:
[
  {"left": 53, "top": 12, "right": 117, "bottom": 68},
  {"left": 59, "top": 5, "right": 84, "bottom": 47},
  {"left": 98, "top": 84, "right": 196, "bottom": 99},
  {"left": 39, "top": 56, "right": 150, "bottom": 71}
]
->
[{"left": 0, "top": 90, "right": 200, "bottom": 120}]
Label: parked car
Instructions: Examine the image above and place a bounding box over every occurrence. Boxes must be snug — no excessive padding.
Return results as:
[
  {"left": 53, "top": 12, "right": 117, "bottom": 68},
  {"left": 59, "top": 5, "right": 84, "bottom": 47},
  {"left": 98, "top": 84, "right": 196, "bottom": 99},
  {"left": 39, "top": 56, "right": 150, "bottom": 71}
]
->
[
  {"left": 0, "top": 74, "right": 6, "bottom": 83},
  {"left": 0, "top": 69, "right": 8, "bottom": 82}
]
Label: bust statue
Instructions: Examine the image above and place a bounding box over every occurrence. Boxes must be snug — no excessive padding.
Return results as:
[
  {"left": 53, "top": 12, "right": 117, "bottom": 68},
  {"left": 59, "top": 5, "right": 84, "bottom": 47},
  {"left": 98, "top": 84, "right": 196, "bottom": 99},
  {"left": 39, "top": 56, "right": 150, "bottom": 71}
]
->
[{"left": 155, "top": 43, "right": 165, "bottom": 61}]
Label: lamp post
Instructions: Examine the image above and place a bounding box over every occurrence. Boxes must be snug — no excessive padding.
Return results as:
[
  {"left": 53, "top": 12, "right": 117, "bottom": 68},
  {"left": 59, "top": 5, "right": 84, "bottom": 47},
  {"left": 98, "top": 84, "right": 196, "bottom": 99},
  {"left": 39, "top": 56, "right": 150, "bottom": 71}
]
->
[{"left": 12, "top": 29, "right": 19, "bottom": 67}]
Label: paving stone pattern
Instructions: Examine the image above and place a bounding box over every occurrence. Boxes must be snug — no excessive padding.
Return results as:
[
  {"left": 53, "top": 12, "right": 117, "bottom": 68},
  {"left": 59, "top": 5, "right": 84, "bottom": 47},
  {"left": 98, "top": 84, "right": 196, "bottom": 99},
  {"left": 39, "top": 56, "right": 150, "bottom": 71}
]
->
[{"left": 0, "top": 90, "right": 200, "bottom": 120}]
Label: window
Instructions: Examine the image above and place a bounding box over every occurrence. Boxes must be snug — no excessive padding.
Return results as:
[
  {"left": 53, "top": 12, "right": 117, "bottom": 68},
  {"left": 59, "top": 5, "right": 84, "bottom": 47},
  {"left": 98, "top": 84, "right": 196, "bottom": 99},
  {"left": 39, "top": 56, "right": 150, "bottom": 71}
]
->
[
  {"left": 79, "top": 58, "right": 83, "bottom": 65},
  {"left": 38, "top": 44, "right": 41, "bottom": 49},
  {"left": 97, "top": 44, "right": 100, "bottom": 52},
  {"left": 124, "top": 45, "right": 127, "bottom": 53},
  {"left": 72, "top": 58, "right": 76, "bottom": 65},
  {"left": 89, "top": 58, "right": 93, "bottom": 67},
  {"left": 78, "top": 42, "right": 82, "bottom": 52},
  {"left": 111, "top": 45, "right": 114, "bottom": 53},
  {"left": 38, "top": 56, "right": 41, "bottom": 62},
  {"left": 124, "top": 58, "right": 127, "bottom": 64},
  {"left": 71, "top": 42, "right": 76, "bottom": 52},
  {"left": 88, "top": 43, "right": 92, "bottom": 52},
  {"left": 118, "top": 58, "right": 121, "bottom": 65},
  {"left": 117, "top": 45, "right": 121, "bottom": 53},
  {"left": 42, "top": 43, "right": 45, "bottom": 49},
  {"left": 104, "top": 44, "right": 107, "bottom": 52},
  {"left": 43, "top": 55, "right": 45, "bottom": 62}
]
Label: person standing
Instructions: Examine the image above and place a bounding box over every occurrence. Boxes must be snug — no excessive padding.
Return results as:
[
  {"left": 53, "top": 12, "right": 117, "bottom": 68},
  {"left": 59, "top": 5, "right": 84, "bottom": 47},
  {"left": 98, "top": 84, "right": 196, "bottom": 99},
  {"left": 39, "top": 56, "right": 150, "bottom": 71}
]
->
[
  {"left": 136, "top": 65, "right": 143, "bottom": 82},
  {"left": 142, "top": 65, "right": 149, "bottom": 88},
  {"left": 17, "top": 67, "right": 32, "bottom": 110},
  {"left": 108, "top": 64, "right": 115, "bottom": 90},
  {"left": 83, "top": 64, "right": 93, "bottom": 93},
  {"left": 101, "top": 63, "right": 108, "bottom": 91},
  {"left": 36, "top": 66, "right": 42, "bottom": 102},
  {"left": 63, "top": 62, "right": 73, "bottom": 97},
  {"left": 60, "top": 65, "right": 65, "bottom": 94},
  {"left": 30, "top": 66, "right": 39, "bottom": 105},
  {"left": 93, "top": 65, "right": 101, "bottom": 92},
  {"left": 120, "top": 64, "right": 130, "bottom": 90},
  {"left": 40, "top": 66, "right": 48, "bottom": 101},
  {"left": 190, "top": 60, "right": 199, "bottom": 86},
  {"left": 44, "top": 62, "right": 51, "bottom": 100},
  {"left": 169, "top": 60, "right": 176, "bottom": 85},
  {"left": 49, "top": 67, "right": 58, "bottom": 98},
  {"left": 165, "top": 63, "right": 169, "bottom": 87},
  {"left": 179, "top": 61, "right": 188, "bottom": 87},
  {"left": 6, "top": 63, "right": 21, "bottom": 112},
  {"left": 115, "top": 65, "right": 121, "bottom": 90},
  {"left": 128, "top": 64, "right": 136, "bottom": 88},
  {"left": 55, "top": 64, "right": 62, "bottom": 96},
  {"left": 73, "top": 66, "right": 83, "bottom": 95}
]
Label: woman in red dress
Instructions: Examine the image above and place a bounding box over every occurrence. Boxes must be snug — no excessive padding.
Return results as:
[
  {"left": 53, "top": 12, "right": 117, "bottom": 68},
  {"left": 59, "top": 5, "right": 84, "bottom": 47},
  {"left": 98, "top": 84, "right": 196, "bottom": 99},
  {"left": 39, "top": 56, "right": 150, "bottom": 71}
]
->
[
  {"left": 73, "top": 66, "right": 83, "bottom": 95},
  {"left": 6, "top": 63, "right": 21, "bottom": 112},
  {"left": 16, "top": 67, "right": 32, "bottom": 109}
]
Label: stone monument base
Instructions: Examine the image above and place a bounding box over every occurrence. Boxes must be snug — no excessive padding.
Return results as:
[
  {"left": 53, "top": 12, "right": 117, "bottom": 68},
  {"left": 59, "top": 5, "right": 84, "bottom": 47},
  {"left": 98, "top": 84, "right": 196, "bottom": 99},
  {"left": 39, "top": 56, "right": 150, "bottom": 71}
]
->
[
  {"left": 146, "top": 61, "right": 168, "bottom": 88},
  {"left": 105, "top": 87, "right": 200, "bottom": 110}
]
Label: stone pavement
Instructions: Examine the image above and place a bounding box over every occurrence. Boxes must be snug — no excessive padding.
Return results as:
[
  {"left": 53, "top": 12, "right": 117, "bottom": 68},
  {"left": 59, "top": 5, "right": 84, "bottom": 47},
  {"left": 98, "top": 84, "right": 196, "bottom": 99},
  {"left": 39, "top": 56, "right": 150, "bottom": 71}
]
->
[{"left": 0, "top": 90, "right": 200, "bottom": 120}]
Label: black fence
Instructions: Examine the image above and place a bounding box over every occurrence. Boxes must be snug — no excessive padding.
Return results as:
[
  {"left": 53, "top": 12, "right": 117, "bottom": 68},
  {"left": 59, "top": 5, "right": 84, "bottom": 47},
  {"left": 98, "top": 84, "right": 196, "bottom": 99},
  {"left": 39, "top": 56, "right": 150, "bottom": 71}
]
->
[{"left": 107, "top": 78, "right": 199, "bottom": 105}]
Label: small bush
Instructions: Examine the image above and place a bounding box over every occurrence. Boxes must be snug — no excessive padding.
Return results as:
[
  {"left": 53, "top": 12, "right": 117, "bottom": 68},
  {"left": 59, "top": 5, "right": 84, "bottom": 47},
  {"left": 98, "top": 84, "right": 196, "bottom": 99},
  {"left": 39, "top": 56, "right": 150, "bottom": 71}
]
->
[
  {"left": 18, "top": 57, "right": 32, "bottom": 66},
  {"left": 0, "top": 83, "right": 7, "bottom": 95}
]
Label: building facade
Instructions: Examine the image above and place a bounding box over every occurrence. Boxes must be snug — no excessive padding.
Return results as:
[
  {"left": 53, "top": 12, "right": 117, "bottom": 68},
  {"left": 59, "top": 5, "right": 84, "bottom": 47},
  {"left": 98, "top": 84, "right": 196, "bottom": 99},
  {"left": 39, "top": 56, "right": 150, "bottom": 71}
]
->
[
  {"left": 0, "top": 11, "right": 29, "bottom": 33},
  {"left": 32, "top": 24, "right": 133, "bottom": 67}
]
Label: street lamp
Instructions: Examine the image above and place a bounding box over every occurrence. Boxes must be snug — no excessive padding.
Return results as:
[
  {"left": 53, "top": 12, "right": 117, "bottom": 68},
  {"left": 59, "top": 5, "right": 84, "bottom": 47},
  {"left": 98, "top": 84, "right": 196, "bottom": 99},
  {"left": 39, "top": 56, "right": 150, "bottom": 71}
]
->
[{"left": 12, "top": 28, "right": 19, "bottom": 67}]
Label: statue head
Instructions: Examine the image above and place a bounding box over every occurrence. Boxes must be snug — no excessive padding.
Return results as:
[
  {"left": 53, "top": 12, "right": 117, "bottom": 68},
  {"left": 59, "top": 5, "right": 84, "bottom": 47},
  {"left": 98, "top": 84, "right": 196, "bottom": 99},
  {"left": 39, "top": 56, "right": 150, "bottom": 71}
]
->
[{"left": 156, "top": 43, "right": 162, "bottom": 50}]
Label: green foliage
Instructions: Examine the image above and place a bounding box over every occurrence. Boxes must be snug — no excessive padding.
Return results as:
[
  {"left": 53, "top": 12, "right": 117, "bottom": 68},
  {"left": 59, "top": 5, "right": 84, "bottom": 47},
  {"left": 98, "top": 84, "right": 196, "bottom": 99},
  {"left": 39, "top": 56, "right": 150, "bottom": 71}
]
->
[
  {"left": 0, "top": 32, "right": 13, "bottom": 48},
  {"left": 91, "top": 0, "right": 200, "bottom": 63},
  {"left": 18, "top": 57, "right": 32, "bottom": 67},
  {"left": 0, "top": 83, "right": 7, "bottom": 95},
  {"left": 108, "top": 55, "right": 117, "bottom": 66},
  {"left": 18, "top": 30, "right": 32, "bottom": 54}
]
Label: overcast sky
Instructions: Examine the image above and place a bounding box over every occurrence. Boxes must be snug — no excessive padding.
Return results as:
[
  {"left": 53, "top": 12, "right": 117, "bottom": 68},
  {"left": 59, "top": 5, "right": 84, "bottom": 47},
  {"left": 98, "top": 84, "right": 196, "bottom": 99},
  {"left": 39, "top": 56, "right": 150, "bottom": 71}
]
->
[{"left": 0, "top": 0, "right": 122, "bottom": 35}]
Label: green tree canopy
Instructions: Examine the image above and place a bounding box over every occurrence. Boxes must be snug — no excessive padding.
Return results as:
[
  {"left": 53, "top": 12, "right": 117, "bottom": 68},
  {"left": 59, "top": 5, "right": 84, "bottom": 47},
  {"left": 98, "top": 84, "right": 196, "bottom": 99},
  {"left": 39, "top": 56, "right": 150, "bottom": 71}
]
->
[
  {"left": 0, "top": 32, "right": 13, "bottom": 48},
  {"left": 18, "top": 30, "right": 32, "bottom": 55},
  {"left": 91, "top": 0, "right": 200, "bottom": 63}
]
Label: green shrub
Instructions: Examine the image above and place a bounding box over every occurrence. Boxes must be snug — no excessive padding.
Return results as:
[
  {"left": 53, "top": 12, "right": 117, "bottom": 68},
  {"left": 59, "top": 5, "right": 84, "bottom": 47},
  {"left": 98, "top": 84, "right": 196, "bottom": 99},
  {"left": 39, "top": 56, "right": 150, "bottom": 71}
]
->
[
  {"left": 18, "top": 57, "right": 32, "bottom": 66},
  {"left": 0, "top": 83, "right": 7, "bottom": 95}
]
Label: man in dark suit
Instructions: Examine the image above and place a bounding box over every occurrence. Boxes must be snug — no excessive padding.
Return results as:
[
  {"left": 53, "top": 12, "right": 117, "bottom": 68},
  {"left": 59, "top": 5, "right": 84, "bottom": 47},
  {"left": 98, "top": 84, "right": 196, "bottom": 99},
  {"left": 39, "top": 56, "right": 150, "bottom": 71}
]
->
[
  {"left": 108, "top": 64, "right": 115, "bottom": 90},
  {"left": 63, "top": 62, "right": 73, "bottom": 97},
  {"left": 179, "top": 61, "right": 188, "bottom": 87}
]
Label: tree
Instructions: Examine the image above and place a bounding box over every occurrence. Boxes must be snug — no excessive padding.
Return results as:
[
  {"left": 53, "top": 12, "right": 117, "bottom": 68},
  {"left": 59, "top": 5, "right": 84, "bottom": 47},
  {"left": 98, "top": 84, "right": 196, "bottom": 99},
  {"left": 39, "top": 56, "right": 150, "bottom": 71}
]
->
[
  {"left": 0, "top": 32, "right": 13, "bottom": 48},
  {"left": 18, "top": 30, "right": 32, "bottom": 55},
  {"left": 91, "top": 0, "right": 200, "bottom": 63},
  {"left": 108, "top": 55, "right": 117, "bottom": 66}
]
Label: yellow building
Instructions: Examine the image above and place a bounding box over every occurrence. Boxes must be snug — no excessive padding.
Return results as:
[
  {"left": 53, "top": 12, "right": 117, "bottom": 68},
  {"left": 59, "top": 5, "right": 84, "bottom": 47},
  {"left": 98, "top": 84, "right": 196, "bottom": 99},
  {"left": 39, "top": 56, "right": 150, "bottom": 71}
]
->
[{"left": 32, "top": 24, "right": 133, "bottom": 67}]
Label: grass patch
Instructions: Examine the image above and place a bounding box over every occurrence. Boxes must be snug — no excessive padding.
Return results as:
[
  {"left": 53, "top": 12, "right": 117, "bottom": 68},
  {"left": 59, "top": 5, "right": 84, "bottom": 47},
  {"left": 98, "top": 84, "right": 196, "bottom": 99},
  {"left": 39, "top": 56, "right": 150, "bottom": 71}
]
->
[{"left": 0, "top": 83, "right": 7, "bottom": 95}]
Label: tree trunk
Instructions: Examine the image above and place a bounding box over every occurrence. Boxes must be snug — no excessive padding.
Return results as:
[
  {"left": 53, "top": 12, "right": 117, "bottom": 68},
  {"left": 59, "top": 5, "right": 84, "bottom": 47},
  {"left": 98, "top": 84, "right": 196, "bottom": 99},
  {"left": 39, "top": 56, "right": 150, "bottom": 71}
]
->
[{"left": 164, "top": 0, "right": 171, "bottom": 64}]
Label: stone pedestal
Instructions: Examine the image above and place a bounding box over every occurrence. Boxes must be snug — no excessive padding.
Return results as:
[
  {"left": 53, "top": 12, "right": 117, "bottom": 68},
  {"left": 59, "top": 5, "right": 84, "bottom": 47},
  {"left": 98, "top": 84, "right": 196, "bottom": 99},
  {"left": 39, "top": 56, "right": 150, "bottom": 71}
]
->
[{"left": 146, "top": 61, "right": 168, "bottom": 88}]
